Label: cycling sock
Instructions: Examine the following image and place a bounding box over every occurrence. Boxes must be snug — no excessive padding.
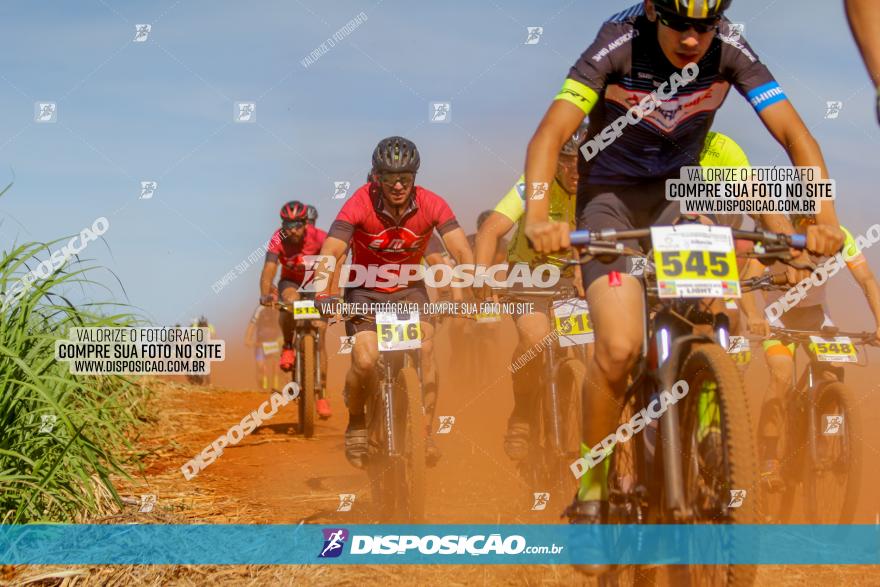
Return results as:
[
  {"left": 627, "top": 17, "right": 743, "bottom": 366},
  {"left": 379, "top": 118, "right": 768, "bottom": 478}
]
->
[
  {"left": 510, "top": 358, "right": 540, "bottom": 421},
  {"left": 348, "top": 413, "right": 365, "bottom": 429},
  {"left": 279, "top": 310, "right": 294, "bottom": 347},
  {"left": 697, "top": 381, "right": 720, "bottom": 443},
  {"left": 577, "top": 443, "right": 611, "bottom": 502}
]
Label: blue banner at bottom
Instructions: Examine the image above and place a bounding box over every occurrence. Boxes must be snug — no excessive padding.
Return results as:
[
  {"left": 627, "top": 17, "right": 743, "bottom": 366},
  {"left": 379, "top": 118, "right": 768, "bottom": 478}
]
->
[{"left": 1, "top": 524, "right": 878, "bottom": 565}]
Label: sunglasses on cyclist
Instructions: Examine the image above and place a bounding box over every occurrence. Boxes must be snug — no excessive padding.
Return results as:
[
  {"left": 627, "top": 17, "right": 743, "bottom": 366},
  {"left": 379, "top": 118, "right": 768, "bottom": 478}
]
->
[
  {"left": 282, "top": 220, "right": 305, "bottom": 231},
  {"left": 657, "top": 10, "right": 720, "bottom": 34},
  {"left": 379, "top": 173, "right": 415, "bottom": 188}
]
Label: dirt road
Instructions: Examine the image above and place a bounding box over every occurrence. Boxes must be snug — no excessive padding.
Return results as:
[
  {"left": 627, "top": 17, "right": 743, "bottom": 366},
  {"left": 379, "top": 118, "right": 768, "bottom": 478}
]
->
[{"left": 8, "top": 319, "right": 879, "bottom": 585}]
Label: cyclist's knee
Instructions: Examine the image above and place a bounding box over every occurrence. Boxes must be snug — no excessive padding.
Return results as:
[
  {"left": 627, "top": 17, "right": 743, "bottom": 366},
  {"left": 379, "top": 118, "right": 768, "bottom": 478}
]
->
[
  {"left": 595, "top": 337, "right": 640, "bottom": 380},
  {"left": 516, "top": 313, "right": 551, "bottom": 349},
  {"left": 352, "top": 337, "right": 378, "bottom": 372}
]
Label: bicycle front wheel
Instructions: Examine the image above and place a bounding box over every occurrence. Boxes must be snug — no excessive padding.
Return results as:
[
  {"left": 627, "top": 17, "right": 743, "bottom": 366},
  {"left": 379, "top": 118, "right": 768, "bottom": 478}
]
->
[
  {"left": 677, "top": 342, "right": 758, "bottom": 587},
  {"left": 803, "top": 381, "right": 861, "bottom": 524},
  {"left": 396, "top": 365, "right": 426, "bottom": 523},
  {"left": 298, "top": 333, "right": 316, "bottom": 438}
]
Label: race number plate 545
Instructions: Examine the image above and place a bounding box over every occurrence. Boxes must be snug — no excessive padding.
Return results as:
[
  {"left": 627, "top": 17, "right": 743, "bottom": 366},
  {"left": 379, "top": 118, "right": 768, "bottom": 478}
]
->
[
  {"left": 809, "top": 336, "right": 857, "bottom": 363},
  {"left": 376, "top": 311, "right": 422, "bottom": 352},
  {"left": 651, "top": 225, "right": 740, "bottom": 299}
]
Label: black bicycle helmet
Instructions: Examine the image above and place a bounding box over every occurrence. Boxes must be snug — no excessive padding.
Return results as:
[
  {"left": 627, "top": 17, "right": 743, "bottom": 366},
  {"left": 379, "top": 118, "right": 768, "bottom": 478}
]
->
[
  {"left": 372, "top": 136, "right": 421, "bottom": 174},
  {"left": 653, "top": 0, "right": 732, "bottom": 18},
  {"left": 561, "top": 122, "right": 590, "bottom": 156},
  {"left": 306, "top": 205, "right": 318, "bottom": 222}
]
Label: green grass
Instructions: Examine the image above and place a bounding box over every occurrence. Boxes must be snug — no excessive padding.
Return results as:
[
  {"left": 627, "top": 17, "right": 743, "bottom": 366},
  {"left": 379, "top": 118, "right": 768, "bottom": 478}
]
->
[{"left": 0, "top": 227, "right": 149, "bottom": 523}]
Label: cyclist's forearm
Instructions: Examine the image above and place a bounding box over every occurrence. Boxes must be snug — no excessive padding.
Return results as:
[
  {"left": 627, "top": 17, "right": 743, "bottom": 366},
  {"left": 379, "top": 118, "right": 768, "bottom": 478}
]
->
[
  {"left": 474, "top": 213, "right": 512, "bottom": 267},
  {"left": 853, "top": 265, "right": 880, "bottom": 328},
  {"left": 259, "top": 262, "right": 277, "bottom": 297},
  {"left": 846, "top": 0, "right": 880, "bottom": 87},
  {"left": 525, "top": 103, "right": 577, "bottom": 224}
]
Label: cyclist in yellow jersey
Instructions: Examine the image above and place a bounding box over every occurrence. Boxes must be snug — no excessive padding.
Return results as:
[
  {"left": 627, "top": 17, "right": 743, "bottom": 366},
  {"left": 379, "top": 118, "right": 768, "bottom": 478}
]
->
[
  {"left": 476, "top": 125, "right": 587, "bottom": 459},
  {"left": 739, "top": 215, "right": 880, "bottom": 488},
  {"left": 478, "top": 128, "right": 751, "bottom": 459}
]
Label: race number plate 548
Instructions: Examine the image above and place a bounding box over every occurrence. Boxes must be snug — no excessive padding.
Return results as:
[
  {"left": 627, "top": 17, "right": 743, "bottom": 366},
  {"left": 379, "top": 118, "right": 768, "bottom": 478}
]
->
[
  {"left": 376, "top": 311, "right": 422, "bottom": 351},
  {"left": 651, "top": 225, "right": 740, "bottom": 299},
  {"left": 809, "top": 336, "right": 857, "bottom": 363}
]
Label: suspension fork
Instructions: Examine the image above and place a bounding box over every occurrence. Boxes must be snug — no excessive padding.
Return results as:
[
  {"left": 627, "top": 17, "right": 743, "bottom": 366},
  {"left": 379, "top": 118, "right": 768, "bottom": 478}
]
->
[
  {"left": 805, "top": 361, "right": 819, "bottom": 466},
  {"left": 383, "top": 353, "right": 399, "bottom": 457},
  {"left": 295, "top": 324, "right": 304, "bottom": 390},
  {"left": 654, "top": 313, "right": 688, "bottom": 517},
  {"left": 544, "top": 342, "right": 563, "bottom": 452},
  {"left": 313, "top": 326, "right": 322, "bottom": 392}
]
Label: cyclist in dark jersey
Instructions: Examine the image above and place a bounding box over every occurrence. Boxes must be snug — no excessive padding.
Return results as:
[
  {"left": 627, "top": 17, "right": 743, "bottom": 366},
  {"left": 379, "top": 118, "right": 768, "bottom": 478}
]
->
[
  {"left": 522, "top": 0, "right": 846, "bottom": 527},
  {"left": 314, "top": 136, "right": 474, "bottom": 468}
]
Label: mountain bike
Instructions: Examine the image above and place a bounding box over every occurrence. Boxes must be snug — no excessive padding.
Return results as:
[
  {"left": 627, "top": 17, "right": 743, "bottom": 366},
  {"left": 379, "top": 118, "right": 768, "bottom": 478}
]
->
[
  {"left": 270, "top": 300, "right": 324, "bottom": 438},
  {"left": 340, "top": 308, "right": 433, "bottom": 523},
  {"left": 745, "top": 322, "right": 873, "bottom": 524},
  {"left": 492, "top": 286, "right": 588, "bottom": 514},
  {"left": 568, "top": 222, "right": 807, "bottom": 587}
]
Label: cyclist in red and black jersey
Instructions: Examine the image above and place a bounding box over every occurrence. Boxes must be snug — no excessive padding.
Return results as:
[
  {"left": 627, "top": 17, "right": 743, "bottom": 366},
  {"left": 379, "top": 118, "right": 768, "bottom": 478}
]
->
[
  {"left": 315, "top": 136, "right": 474, "bottom": 468},
  {"left": 523, "top": 0, "right": 846, "bottom": 527},
  {"left": 259, "top": 200, "right": 332, "bottom": 418}
]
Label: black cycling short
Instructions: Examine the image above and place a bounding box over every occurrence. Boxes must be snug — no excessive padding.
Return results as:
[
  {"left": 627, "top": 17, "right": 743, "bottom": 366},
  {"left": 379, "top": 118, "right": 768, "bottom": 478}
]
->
[
  {"left": 343, "top": 285, "right": 430, "bottom": 336},
  {"left": 578, "top": 180, "right": 683, "bottom": 291},
  {"left": 278, "top": 279, "right": 313, "bottom": 299}
]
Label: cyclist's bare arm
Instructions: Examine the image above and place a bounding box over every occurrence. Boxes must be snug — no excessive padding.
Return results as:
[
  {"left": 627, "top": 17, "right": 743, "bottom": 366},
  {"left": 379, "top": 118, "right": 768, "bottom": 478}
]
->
[
  {"left": 524, "top": 101, "right": 585, "bottom": 253},
  {"left": 474, "top": 211, "right": 513, "bottom": 268},
  {"left": 846, "top": 258, "right": 880, "bottom": 340},
  {"left": 845, "top": 0, "right": 880, "bottom": 88},
  {"left": 244, "top": 321, "right": 256, "bottom": 347},
  {"left": 738, "top": 258, "right": 770, "bottom": 336},
  {"left": 316, "top": 236, "right": 349, "bottom": 297},
  {"left": 441, "top": 227, "right": 474, "bottom": 267},
  {"left": 757, "top": 101, "right": 844, "bottom": 255},
  {"left": 259, "top": 260, "right": 278, "bottom": 298}
]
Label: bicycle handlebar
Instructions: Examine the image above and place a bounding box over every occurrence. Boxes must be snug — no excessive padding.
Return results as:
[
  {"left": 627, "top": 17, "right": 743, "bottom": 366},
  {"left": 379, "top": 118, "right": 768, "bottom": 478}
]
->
[{"left": 569, "top": 227, "right": 806, "bottom": 249}]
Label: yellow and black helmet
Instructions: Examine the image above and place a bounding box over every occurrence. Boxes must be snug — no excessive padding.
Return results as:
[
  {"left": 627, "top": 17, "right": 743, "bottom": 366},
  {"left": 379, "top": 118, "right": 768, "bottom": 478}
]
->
[{"left": 653, "top": 0, "right": 732, "bottom": 19}]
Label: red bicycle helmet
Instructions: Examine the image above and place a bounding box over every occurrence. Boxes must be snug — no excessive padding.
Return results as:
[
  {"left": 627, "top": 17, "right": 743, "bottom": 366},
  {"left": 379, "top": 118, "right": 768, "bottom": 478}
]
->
[{"left": 280, "top": 200, "right": 308, "bottom": 223}]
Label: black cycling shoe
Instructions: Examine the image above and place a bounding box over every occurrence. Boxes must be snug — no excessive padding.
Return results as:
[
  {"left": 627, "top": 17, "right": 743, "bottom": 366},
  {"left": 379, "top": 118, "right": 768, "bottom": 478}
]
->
[
  {"left": 503, "top": 418, "right": 530, "bottom": 461},
  {"left": 563, "top": 498, "right": 610, "bottom": 576},
  {"left": 345, "top": 424, "right": 368, "bottom": 469},
  {"left": 425, "top": 435, "right": 441, "bottom": 468}
]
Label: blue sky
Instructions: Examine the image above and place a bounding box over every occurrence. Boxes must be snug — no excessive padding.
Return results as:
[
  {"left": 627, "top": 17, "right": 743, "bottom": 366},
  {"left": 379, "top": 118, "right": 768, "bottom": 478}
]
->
[{"left": 0, "top": 0, "right": 878, "bottom": 330}]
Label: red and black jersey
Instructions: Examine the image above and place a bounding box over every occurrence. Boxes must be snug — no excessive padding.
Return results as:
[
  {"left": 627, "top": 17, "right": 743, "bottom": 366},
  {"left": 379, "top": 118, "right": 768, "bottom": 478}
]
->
[
  {"left": 328, "top": 183, "right": 459, "bottom": 292},
  {"left": 265, "top": 224, "right": 326, "bottom": 284}
]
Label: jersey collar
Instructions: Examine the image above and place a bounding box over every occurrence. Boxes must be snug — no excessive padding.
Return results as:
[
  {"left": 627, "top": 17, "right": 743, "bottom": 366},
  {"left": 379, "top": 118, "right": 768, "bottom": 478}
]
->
[{"left": 370, "top": 184, "right": 419, "bottom": 225}]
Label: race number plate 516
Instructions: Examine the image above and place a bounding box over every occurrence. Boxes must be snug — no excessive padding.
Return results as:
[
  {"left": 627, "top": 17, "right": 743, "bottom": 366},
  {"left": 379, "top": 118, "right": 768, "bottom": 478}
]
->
[
  {"left": 651, "top": 225, "right": 740, "bottom": 299},
  {"left": 376, "top": 311, "right": 422, "bottom": 351}
]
